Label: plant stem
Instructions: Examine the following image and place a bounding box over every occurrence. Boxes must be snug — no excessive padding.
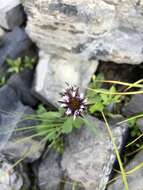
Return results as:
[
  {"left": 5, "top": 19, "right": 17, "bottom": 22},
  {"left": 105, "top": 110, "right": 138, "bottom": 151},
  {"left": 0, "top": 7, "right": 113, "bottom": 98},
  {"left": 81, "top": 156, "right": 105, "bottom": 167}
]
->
[{"left": 101, "top": 111, "right": 129, "bottom": 190}]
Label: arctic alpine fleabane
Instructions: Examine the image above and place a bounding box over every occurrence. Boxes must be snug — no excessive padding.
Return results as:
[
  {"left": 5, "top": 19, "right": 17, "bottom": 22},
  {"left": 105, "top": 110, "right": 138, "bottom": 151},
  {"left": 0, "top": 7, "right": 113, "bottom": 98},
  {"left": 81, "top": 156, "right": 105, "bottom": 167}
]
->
[{"left": 59, "top": 84, "right": 87, "bottom": 119}]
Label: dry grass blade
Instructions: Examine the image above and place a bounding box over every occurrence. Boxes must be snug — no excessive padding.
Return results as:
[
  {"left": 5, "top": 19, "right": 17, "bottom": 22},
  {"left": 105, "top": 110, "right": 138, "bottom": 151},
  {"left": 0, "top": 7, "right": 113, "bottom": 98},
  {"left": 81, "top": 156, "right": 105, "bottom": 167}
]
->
[
  {"left": 92, "top": 79, "right": 143, "bottom": 88},
  {"left": 12, "top": 132, "right": 46, "bottom": 145},
  {"left": 126, "top": 162, "right": 143, "bottom": 175},
  {"left": 107, "top": 176, "right": 119, "bottom": 185},
  {"left": 126, "top": 133, "right": 143, "bottom": 148},
  {"left": 72, "top": 182, "right": 77, "bottom": 190},
  {"left": 108, "top": 161, "right": 143, "bottom": 185},
  {"left": 124, "top": 79, "right": 143, "bottom": 91},
  {"left": 117, "top": 114, "right": 143, "bottom": 125},
  {"left": 88, "top": 88, "right": 143, "bottom": 95},
  {"left": 114, "top": 161, "right": 143, "bottom": 175},
  {"left": 126, "top": 145, "right": 143, "bottom": 157}
]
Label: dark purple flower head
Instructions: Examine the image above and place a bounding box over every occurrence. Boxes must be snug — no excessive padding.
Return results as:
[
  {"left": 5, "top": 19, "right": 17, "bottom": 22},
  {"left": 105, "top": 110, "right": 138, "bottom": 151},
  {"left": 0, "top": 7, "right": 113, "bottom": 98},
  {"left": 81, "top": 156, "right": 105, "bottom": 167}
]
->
[{"left": 59, "top": 84, "right": 87, "bottom": 119}]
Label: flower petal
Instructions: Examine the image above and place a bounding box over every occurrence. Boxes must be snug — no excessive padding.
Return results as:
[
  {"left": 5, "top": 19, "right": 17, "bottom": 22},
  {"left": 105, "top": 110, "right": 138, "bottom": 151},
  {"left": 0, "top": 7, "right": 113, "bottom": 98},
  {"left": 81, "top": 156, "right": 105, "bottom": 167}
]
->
[
  {"left": 66, "top": 108, "right": 72, "bottom": 115},
  {"left": 72, "top": 91, "right": 76, "bottom": 97},
  {"left": 60, "top": 103, "right": 67, "bottom": 108},
  {"left": 80, "top": 93, "right": 84, "bottom": 99}
]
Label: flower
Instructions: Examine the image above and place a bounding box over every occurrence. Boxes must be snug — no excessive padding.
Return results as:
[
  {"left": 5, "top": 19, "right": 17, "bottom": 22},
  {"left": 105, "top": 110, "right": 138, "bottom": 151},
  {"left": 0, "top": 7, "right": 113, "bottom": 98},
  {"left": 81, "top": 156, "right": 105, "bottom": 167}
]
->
[{"left": 59, "top": 84, "right": 87, "bottom": 119}]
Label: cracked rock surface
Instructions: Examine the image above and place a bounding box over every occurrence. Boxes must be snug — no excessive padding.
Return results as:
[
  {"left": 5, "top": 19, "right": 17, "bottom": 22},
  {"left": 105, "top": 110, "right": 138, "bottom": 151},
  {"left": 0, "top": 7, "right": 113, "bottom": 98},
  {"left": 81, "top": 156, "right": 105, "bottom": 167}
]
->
[
  {"left": 24, "top": 0, "right": 143, "bottom": 64},
  {"left": 62, "top": 117, "right": 128, "bottom": 190}
]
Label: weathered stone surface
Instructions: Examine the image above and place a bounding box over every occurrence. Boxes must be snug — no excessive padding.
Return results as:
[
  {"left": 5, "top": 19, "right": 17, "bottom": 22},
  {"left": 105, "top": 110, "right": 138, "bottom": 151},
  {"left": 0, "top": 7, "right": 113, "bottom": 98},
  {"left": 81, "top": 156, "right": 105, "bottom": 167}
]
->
[
  {"left": 34, "top": 51, "right": 98, "bottom": 106},
  {"left": 64, "top": 183, "right": 85, "bottom": 190},
  {"left": 37, "top": 150, "right": 62, "bottom": 190},
  {"left": 0, "top": 27, "right": 5, "bottom": 39},
  {"left": 0, "top": 27, "right": 33, "bottom": 68},
  {"left": 122, "top": 93, "right": 143, "bottom": 116},
  {"left": 0, "top": 154, "right": 29, "bottom": 190},
  {"left": 8, "top": 68, "right": 38, "bottom": 107},
  {"left": 24, "top": 0, "right": 143, "bottom": 64},
  {"left": 108, "top": 150, "right": 143, "bottom": 190},
  {"left": 61, "top": 117, "right": 128, "bottom": 190},
  {"left": 0, "top": 0, "right": 25, "bottom": 29},
  {"left": 0, "top": 85, "right": 44, "bottom": 162},
  {"left": 122, "top": 91, "right": 143, "bottom": 132}
]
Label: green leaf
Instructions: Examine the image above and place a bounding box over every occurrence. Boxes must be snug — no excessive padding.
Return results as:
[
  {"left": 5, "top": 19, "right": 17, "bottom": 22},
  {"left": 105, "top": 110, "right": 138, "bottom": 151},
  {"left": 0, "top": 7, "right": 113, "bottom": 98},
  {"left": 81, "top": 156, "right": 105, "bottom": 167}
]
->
[
  {"left": 6, "top": 56, "right": 35, "bottom": 74},
  {"left": 0, "top": 76, "right": 6, "bottom": 86},
  {"left": 87, "top": 95, "right": 101, "bottom": 104},
  {"left": 108, "top": 86, "right": 116, "bottom": 100},
  {"left": 101, "top": 93, "right": 109, "bottom": 105},
  {"left": 37, "top": 124, "right": 55, "bottom": 132},
  {"left": 83, "top": 116, "right": 97, "bottom": 135},
  {"left": 36, "top": 104, "right": 47, "bottom": 114},
  {"left": 109, "top": 85, "right": 116, "bottom": 93},
  {"left": 36, "top": 125, "right": 49, "bottom": 135},
  {"left": 89, "top": 101, "right": 104, "bottom": 113},
  {"left": 113, "top": 95, "right": 121, "bottom": 102},
  {"left": 128, "top": 119, "right": 136, "bottom": 127},
  {"left": 73, "top": 117, "right": 84, "bottom": 128},
  {"left": 45, "top": 131, "right": 57, "bottom": 141},
  {"left": 52, "top": 138, "right": 64, "bottom": 153},
  {"left": 90, "top": 74, "right": 104, "bottom": 89},
  {"left": 58, "top": 108, "right": 65, "bottom": 115},
  {"left": 38, "top": 111, "right": 61, "bottom": 120},
  {"left": 62, "top": 118, "right": 73, "bottom": 134},
  {"left": 24, "top": 56, "right": 35, "bottom": 69}
]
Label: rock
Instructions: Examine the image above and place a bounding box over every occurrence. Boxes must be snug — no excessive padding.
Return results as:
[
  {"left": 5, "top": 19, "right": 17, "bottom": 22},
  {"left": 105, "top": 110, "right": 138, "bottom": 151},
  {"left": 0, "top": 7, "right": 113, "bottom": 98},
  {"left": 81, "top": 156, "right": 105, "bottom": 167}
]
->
[
  {"left": 63, "top": 179, "right": 85, "bottom": 190},
  {"left": 0, "top": 85, "right": 44, "bottom": 162},
  {"left": 137, "top": 118, "right": 143, "bottom": 133},
  {"left": 0, "top": 154, "right": 29, "bottom": 190},
  {"left": 34, "top": 51, "right": 98, "bottom": 106},
  {"left": 64, "top": 181, "right": 85, "bottom": 190},
  {"left": 0, "top": 0, "right": 25, "bottom": 30},
  {"left": 8, "top": 68, "right": 38, "bottom": 107},
  {"left": 122, "top": 93, "right": 143, "bottom": 116},
  {"left": 0, "top": 27, "right": 34, "bottom": 68},
  {"left": 37, "top": 150, "right": 62, "bottom": 190},
  {"left": 0, "top": 27, "right": 5, "bottom": 39},
  {"left": 61, "top": 117, "right": 128, "bottom": 190},
  {"left": 24, "top": 0, "right": 143, "bottom": 64},
  {"left": 108, "top": 150, "right": 143, "bottom": 190},
  {"left": 122, "top": 91, "right": 143, "bottom": 132}
]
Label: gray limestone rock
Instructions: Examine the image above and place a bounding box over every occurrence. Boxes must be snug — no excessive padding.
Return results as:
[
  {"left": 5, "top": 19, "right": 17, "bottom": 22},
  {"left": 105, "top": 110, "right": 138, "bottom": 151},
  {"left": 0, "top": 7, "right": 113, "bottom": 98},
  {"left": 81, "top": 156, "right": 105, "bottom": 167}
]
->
[
  {"left": 0, "top": 27, "right": 5, "bottom": 39},
  {"left": 37, "top": 150, "right": 62, "bottom": 190},
  {"left": 108, "top": 150, "right": 143, "bottom": 190},
  {"left": 61, "top": 117, "right": 128, "bottom": 190},
  {"left": 23, "top": 0, "right": 143, "bottom": 64},
  {"left": 0, "top": 27, "right": 34, "bottom": 68},
  {"left": 8, "top": 68, "right": 38, "bottom": 107},
  {"left": 122, "top": 91, "right": 143, "bottom": 132},
  {"left": 0, "top": 0, "right": 25, "bottom": 29},
  {"left": 64, "top": 183, "right": 85, "bottom": 190},
  {"left": 122, "top": 93, "right": 143, "bottom": 116},
  {"left": 0, "top": 154, "right": 30, "bottom": 190},
  {"left": 34, "top": 51, "right": 98, "bottom": 106},
  {"left": 0, "top": 85, "right": 44, "bottom": 162}
]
